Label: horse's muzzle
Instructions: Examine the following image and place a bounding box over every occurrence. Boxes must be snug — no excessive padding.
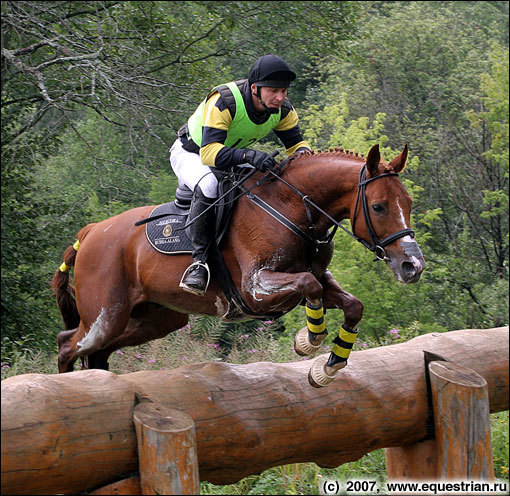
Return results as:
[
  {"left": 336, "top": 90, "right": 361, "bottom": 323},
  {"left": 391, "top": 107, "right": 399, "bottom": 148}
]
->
[
  {"left": 386, "top": 239, "right": 426, "bottom": 284},
  {"left": 400, "top": 258, "right": 425, "bottom": 283}
]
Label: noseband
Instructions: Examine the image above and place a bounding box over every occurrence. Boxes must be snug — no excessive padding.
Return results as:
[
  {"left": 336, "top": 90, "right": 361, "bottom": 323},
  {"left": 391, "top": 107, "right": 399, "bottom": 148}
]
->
[{"left": 351, "top": 164, "right": 415, "bottom": 261}]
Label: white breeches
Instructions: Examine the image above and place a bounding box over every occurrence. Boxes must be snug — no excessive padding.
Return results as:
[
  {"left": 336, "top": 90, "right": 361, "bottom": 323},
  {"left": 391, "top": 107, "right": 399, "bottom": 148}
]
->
[
  {"left": 169, "top": 138, "right": 254, "bottom": 199},
  {"left": 169, "top": 139, "right": 219, "bottom": 198}
]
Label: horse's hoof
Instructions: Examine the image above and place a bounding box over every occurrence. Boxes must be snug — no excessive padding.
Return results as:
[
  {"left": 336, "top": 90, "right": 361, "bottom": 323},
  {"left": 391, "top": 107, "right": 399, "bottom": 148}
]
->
[
  {"left": 308, "top": 355, "right": 346, "bottom": 388},
  {"left": 294, "top": 327, "right": 322, "bottom": 356}
]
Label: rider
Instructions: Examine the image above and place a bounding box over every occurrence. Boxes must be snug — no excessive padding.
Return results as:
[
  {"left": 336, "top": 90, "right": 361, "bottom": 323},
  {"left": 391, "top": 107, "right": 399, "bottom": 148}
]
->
[{"left": 170, "top": 54, "right": 311, "bottom": 296}]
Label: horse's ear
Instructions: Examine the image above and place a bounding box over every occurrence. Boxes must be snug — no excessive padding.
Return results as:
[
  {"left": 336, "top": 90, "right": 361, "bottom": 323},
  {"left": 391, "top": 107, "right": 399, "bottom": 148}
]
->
[
  {"left": 388, "top": 144, "right": 408, "bottom": 173},
  {"left": 366, "top": 144, "right": 380, "bottom": 178}
]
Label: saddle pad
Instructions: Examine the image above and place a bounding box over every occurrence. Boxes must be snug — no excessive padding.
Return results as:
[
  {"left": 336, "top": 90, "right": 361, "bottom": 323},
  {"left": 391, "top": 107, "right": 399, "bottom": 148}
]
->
[{"left": 145, "top": 202, "right": 192, "bottom": 254}]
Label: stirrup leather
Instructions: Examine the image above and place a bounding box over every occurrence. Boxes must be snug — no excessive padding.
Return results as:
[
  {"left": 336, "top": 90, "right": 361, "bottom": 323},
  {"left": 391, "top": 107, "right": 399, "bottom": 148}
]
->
[{"left": 179, "top": 261, "right": 211, "bottom": 295}]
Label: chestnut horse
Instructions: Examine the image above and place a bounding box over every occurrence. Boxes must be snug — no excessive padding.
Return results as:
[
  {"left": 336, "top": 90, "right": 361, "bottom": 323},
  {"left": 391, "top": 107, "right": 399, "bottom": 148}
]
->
[{"left": 52, "top": 144, "right": 425, "bottom": 387}]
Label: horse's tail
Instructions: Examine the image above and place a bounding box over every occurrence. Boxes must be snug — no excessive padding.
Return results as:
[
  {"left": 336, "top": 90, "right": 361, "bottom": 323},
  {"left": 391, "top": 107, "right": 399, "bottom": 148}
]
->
[{"left": 51, "top": 223, "right": 97, "bottom": 330}]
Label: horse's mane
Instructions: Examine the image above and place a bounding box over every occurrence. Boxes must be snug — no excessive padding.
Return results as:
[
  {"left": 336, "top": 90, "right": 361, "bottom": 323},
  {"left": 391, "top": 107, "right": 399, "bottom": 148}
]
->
[{"left": 285, "top": 147, "right": 366, "bottom": 167}]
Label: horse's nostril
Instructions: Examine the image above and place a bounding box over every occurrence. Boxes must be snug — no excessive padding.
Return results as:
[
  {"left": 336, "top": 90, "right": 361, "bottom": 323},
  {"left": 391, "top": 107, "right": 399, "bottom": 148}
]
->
[{"left": 401, "top": 261, "right": 417, "bottom": 278}]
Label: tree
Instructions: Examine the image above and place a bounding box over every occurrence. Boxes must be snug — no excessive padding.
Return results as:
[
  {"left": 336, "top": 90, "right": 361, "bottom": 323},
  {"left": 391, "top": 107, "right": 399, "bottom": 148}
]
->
[
  {"left": 1, "top": 1, "right": 360, "bottom": 357},
  {"left": 299, "top": 1, "right": 509, "bottom": 329}
]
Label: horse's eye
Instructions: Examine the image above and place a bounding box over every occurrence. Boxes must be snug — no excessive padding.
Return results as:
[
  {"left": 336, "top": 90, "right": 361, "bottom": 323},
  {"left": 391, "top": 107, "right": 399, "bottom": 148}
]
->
[{"left": 372, "top": 203, "right": 385, "bottom": 214}]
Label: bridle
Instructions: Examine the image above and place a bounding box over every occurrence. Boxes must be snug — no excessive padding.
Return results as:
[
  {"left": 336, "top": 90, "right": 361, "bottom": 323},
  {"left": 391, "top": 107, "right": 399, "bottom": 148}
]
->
[
  {"left": 259, "top": 161, "right": 415, "bottom": 263},
  {"left": 237, "top": 161, "right": 415, "bottom": 266},
  {"left": 147, "top": 159, "right": 415, "bottom": 267},
  {"left": 351, "top": 164, "right": 415, "bottom": 261}
]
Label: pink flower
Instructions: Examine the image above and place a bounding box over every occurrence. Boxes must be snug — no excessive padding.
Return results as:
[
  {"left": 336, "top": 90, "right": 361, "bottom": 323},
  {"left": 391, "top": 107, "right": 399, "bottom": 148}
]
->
[
  {"left": 135, "top": 353, "right": 143, "bottom": 359},
  {"left": 389, "top": 329, "right": 400, "bottom": 338},
  {"left": 116, "top": 350, "right": 125, "bottom": 355},
  {"left": 149, "top": 359, "right": 156, "bottom": 364}
]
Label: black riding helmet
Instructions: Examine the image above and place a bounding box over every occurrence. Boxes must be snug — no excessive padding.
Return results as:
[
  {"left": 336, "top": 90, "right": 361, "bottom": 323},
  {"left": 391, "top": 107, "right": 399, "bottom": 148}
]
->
[
  {"left": 248, "top": 54, "right": 296, "bottom": 88},
  {"left": 248, "top": 54, "right": 296, "bottom": 114}
]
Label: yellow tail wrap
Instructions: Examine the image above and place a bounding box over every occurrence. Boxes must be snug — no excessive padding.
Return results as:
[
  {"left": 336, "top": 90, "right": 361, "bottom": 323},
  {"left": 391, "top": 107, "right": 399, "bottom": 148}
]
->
[
  {"left": 306, "top": 301, "right": 326, "bottom": 334},
  {"left": 332, "top": 325, "right": 358, "bottom": 360},
  {"left": 73, "top": 240, "right": 81, "bottom": 250},
  {"left": 59, "top": 262, "right": 70, "bottom": 273}
]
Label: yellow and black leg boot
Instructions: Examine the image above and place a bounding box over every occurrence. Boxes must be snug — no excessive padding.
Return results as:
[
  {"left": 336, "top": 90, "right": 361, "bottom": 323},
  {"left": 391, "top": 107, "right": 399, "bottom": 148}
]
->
[
  {"left": 294, "top": 300, "right": 328, "bottom": 356},
  {"left": 308, "top": 324, "right": 358, "bottom": 388}
]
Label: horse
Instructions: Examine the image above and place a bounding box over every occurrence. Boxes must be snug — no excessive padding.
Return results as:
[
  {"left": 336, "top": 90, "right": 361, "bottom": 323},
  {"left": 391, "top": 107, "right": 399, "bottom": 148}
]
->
[{"left": 51, "top": 144, "right": 425, "bottom": 387}]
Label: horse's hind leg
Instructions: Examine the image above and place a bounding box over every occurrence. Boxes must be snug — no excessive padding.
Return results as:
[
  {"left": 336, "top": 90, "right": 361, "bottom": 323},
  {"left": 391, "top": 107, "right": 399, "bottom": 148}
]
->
[
  {"left": 56, "top": 300, "right": 132, "bottom": 372},
  {"left": 87, "top": 352, "right": 110, "bottom": 370},
  {"left": 57, "top": 327, "right": 81, "bottom": 372},
  {"left": 85, "top": 304, "right": 189, "bottom": 372}
]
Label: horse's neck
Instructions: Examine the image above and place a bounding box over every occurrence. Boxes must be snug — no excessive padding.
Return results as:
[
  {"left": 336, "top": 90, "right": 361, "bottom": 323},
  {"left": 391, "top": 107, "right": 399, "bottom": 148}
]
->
[{"left": 278, "top": 153, "right": 363, "bottom": 233}]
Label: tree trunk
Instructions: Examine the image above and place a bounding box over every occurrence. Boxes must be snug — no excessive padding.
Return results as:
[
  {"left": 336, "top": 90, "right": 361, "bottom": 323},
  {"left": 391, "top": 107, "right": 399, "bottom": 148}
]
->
[{"left": 1, "top": 327, "right": 508, "bottom": 495}]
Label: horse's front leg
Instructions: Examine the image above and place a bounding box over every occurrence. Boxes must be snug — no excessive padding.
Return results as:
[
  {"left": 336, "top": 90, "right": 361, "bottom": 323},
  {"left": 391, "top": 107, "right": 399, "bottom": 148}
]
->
[
  {"left": 246, "top": 268, "right": 335, "bottom": 358},
  {"left": 321, "top": 270, "right": 363, "bottom": 329},
  {"left": 244, "top": 268, "right": 324, "bottom": 313},
  {"left": 294, "top": 269, "right": 364, "bottom": 357},
  {"left": 305, "top": 270, "right": 364, "bottom": 388}
]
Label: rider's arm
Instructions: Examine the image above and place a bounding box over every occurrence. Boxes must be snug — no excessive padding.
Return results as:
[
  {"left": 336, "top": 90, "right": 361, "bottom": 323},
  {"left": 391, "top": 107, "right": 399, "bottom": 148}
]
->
[
  {"left": 274, "top": 101, "right": 311, "bottom": 156},
  {"left": 199, "top": 92, "right": 246, "bottom": 169}
]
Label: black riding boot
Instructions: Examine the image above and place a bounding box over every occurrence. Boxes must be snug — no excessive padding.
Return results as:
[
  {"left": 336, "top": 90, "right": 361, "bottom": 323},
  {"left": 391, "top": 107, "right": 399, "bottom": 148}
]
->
[{"left": 179, "top": 188, "right": 215, "bottom": 296}]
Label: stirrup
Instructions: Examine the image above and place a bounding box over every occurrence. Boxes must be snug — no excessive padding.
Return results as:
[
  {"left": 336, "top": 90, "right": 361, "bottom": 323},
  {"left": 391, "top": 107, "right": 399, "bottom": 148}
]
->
[{"left": 179, "top": 261, "right": 211, "bottom": 296}]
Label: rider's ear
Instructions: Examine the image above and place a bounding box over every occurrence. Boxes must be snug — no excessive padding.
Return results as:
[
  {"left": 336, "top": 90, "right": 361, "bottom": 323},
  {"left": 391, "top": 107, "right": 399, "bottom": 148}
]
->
[
  {"left": 388, "top": 144, "right": 408, "bottom": 173},
  {"left": 366, "top": 144, "right": 380, "bottom": 178}
]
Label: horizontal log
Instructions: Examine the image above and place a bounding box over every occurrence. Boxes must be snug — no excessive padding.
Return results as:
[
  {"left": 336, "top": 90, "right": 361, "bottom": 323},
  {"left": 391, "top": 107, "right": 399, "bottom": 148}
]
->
[{"left": 1, "top": 327, "right": 508, "bottom": 494}]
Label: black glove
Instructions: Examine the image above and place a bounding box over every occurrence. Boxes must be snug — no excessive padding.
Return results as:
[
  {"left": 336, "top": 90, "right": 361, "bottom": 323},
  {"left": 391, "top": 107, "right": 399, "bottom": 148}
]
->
[{"left": 243, "top": 149, "right": 277, "bottom": 171}]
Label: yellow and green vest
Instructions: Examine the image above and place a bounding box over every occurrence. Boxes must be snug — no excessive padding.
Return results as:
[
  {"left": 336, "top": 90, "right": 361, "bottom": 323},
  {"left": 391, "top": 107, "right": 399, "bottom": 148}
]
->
[{"left": 187, "top": 80, "right": 281, "bottom": 149}]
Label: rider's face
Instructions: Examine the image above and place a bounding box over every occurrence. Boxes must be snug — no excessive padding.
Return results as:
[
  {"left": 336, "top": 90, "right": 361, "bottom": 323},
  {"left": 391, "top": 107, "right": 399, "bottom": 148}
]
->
[{"left": 251, "top": 84, "right": 288, "bottom": 111}]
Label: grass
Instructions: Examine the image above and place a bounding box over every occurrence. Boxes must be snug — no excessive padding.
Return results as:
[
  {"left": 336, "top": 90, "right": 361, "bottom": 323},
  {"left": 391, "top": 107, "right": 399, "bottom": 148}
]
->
[{"left": 1, "top": 318, "right": 508, "bottom": 494}]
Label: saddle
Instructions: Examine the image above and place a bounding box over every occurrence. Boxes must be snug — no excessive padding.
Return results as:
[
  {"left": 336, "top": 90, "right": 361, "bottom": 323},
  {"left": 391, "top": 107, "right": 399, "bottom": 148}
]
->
[
  {"left": 144, "top": 178, "right": 233, "bottom": 255},
  {"left": 139, "top": 171, "right": 283, "bottom": 320}
]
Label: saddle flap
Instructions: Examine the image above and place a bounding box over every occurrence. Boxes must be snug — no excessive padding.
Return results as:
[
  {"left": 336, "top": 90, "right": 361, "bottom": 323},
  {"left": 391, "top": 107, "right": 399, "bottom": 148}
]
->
[{"left": 145, "top": 174, "right": 239, "bottom": 255}]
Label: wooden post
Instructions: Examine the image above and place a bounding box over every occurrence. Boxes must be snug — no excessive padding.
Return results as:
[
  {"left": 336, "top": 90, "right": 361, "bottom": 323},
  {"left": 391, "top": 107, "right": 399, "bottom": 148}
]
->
[
  {"left": 385, "top": 439, "right": 437, "bottom": 480},
  {"left": 133, "top": 402, "right": 200, "bottom": 495},
  {"left": 89, "top": 476, "right": 141, "bottom": 494},
  {"left": 429, "top": 361, "right": 494, "bottom": 481}
]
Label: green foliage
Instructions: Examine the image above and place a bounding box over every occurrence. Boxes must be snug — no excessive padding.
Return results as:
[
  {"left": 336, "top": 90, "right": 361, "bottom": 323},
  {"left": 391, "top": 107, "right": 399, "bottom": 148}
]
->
[
  {"left": 1, "top": 1, "right": 508, "bottom": 368},
  {"left": 2, "top": 3, "right": 508, "bottom": 492}
]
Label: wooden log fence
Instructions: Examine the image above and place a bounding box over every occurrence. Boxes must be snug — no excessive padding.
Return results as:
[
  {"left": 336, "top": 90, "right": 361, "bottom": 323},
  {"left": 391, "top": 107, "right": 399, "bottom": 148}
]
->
[{"left": 1, "top": 327, "right": 508, "bottom": 495}]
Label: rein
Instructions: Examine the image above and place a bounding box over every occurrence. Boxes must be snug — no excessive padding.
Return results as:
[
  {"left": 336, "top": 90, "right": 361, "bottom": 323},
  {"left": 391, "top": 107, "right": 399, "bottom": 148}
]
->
[{"left": 255, "top": 161, "right": 415, "bottom": 264}]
